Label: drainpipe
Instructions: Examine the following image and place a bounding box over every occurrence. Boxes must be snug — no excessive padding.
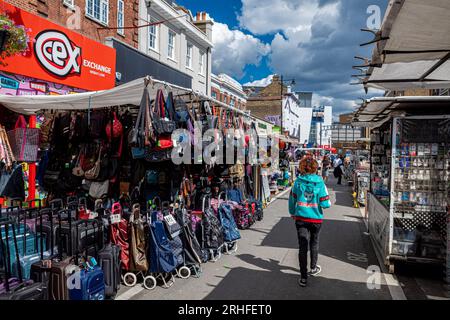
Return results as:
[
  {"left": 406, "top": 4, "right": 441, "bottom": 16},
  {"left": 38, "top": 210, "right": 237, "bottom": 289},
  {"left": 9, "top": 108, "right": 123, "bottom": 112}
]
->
[{"left": 206, "top": 46, "right": 211, "bottom": 96}]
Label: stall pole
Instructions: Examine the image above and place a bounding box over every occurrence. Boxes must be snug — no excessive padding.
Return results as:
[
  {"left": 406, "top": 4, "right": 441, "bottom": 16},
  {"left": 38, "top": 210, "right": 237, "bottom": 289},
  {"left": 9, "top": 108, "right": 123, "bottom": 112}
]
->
[
  {"left": 27, "top": 115, "right": 37, "bottom": 207},
  {"left": 388, "top": 117, "right": 398, "bottom": 262}
]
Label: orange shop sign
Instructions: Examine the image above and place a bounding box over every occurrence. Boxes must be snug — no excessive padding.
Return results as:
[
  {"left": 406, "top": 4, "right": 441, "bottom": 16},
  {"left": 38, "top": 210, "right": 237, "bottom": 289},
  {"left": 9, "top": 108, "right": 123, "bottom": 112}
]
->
[{"left": 0, "top": 2, "right": 116, "bottom": 91}]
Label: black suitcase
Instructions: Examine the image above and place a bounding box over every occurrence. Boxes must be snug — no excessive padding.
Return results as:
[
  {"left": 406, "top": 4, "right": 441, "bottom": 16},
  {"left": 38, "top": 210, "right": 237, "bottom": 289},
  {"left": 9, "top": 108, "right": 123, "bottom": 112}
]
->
[
  {"left": 57, "top": 212, "right": 104, "bottom": 258},
  {"left": 98, "top": 244, "right": 121, "bottom": 298}
]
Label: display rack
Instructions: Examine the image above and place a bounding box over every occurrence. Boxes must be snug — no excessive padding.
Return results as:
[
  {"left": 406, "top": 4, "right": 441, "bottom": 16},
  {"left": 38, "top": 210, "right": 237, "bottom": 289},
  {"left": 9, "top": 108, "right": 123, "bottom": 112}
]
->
[{"left": 367, "top": 116, "right": 450, "bottom": 273}]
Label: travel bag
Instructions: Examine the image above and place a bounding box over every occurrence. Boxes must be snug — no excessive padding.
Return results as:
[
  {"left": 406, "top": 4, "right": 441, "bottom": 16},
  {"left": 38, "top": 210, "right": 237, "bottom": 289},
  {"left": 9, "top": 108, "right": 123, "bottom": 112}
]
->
[
  {"left": 68, "top": 265, "right": 105, "bottom": 300},
  {"left": 98, "top": 244, "right": 121, "bottom": 298}
]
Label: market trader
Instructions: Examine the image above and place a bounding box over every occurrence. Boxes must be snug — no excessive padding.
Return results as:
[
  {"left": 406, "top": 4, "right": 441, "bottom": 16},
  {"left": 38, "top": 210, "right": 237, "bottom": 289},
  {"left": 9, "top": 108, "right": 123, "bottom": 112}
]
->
[{"left": 289, "top": 156, "right": 331, "bottom": 287}]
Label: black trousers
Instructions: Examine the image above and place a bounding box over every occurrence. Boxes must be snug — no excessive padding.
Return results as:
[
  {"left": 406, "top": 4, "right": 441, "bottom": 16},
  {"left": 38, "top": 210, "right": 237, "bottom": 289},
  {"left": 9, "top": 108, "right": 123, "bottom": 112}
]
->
[
  {"left": 295, "top": 220, "right": 322, "bottom": 279},
  {"left": 337, "top": 174, "right": 342, "bottom": 184}
]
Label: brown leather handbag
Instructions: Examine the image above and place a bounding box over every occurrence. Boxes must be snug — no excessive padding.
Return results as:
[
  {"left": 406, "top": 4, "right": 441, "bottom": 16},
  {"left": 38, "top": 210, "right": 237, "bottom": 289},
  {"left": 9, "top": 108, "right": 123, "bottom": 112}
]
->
[{"left": 129, "top": 204, "right": 149, "bottom": 272}]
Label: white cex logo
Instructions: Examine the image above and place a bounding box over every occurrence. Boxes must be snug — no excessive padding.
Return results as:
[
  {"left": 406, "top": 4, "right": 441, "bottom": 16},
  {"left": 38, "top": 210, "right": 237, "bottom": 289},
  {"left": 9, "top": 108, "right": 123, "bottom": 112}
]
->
[{"left": 34, "top": 30, "right": 81, "bottom": 77}]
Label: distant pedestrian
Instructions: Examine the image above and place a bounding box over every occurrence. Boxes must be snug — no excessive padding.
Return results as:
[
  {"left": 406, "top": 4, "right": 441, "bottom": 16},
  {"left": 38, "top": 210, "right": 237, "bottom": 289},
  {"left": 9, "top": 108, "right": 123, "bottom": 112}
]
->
[
  {"left": 321, "top": 155, "right": 331, "bottom": 182},
  {"left": 289, "top": 157, "right": 331, "bottom": 287},
  {"left": 333, "top": 155, "right": 344, "bottom": 185}
]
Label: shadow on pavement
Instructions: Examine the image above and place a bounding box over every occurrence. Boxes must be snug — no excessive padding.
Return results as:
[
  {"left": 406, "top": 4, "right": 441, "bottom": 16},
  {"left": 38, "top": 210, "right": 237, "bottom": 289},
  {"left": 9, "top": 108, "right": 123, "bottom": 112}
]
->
[
  {"left": 259, "top": 217, "right": 370, "bottom": 270},
  {"left": 203, "top": 253, "right": 390, "bottom": 300}
]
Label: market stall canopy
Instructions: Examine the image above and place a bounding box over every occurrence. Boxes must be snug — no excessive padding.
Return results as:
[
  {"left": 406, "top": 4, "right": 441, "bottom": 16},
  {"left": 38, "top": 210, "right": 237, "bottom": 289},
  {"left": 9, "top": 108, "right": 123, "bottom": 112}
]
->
[
  {"left": 0, "top": 77, "right": 189, "bottom": 114},
  {"left": 0, "top": 76, "right": 253, "bottom": 119},
  {"left": 362, "top": 0, "right": 450, "bottom": 91},
  {"left": 352, "top": 96, "right": 450, "bottom": 127}
]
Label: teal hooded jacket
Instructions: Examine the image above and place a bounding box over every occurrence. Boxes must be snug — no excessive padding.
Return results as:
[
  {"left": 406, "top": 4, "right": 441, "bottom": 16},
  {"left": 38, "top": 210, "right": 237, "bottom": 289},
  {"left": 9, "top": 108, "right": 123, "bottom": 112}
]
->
[{"left": 288, "top": 174, "right": 331, "bottom": 222}]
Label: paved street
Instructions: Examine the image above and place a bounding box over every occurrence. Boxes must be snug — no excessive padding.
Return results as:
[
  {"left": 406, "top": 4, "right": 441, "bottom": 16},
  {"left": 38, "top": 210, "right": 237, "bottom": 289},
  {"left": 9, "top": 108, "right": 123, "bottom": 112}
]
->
[{"left": 117, "top": 177, "right": 397, "bottom": 300}]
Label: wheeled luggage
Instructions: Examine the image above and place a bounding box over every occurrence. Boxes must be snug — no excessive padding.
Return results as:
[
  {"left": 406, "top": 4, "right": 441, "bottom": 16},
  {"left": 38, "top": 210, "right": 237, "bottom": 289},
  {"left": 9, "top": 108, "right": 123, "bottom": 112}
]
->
[
  {"left": 98, "top": 244, "right": 121, "bottom": 298},
  {"left": 68, "top": 265, "right": 105, "bottom": 300}
]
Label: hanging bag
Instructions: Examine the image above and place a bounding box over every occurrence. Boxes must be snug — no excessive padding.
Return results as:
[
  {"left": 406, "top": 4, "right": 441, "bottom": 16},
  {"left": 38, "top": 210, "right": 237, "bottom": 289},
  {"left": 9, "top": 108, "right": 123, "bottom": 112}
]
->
[
  {"left": 7, "top": 115, "right": 40, "bottom": 163},
  {"left": 152, "top": 89, "right": 176, "bottom": 135},
  {"left": 72, "top": 147, "right": 85, "bottom": 177},
  {"left": 85, "top": 146, "right": 102, "bottom": 180}
]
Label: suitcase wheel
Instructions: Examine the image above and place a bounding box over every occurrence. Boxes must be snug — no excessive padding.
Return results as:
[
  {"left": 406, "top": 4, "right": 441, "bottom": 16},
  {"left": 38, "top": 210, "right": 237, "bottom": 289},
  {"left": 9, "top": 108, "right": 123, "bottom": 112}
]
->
[
  {"left": 177, "top": 266, "right": 191, "bottom": 279},
  {"left": 123, "top": 272, "right": 137, "bottom": 287},
  {"left": 143, "top": 276, "right": 157, "bottom": 290}
]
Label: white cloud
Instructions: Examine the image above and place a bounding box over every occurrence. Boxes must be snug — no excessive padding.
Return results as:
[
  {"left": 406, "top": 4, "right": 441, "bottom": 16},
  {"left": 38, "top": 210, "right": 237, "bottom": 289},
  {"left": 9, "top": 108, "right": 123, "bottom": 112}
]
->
[
  {"left": 243, "top": 74, "right": 274, "bottom": 87},
  {"left": 238, "top": 0, "right": 339, "bottom": 38},
  {"left": 211, "top": 22, "right": 271, "bottom": 79}
]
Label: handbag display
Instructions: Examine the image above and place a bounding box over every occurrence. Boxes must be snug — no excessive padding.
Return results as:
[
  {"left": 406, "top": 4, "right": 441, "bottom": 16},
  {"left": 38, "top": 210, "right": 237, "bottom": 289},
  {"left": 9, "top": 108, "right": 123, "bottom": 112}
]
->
[
  {"left": 72, "top": 147, "right": 85, "bottom": 177},
  {"left": 145, "top": 148, "right": 172, "bottom": 162},
  {"left": 152, "top": 89, "right": 176, "bottom": 135},
  {"left": 89, "top": 180, "right": 110, "bottom": 199},
  {"left": 85, "top": 147, "right": 102, "bottom": 180},
  {"left": 7, "top": 115, "right": 40, "bottom": 163}
]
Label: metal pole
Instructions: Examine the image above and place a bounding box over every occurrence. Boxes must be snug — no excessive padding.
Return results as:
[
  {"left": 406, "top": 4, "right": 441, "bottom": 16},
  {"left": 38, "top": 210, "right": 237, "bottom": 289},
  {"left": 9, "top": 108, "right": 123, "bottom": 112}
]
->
[{"left": 280, "top": 75, "right": 283, "bottom": 136}]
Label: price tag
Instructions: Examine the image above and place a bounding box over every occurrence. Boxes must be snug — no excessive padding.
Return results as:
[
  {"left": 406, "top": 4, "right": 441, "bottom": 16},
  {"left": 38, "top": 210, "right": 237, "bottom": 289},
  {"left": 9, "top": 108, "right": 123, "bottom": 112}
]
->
[
  {"left": 164, "top": 214, "right": 177, "bottom": 226},
  {"left": 110, "top": 213, "right": 121, "bottom": 224}
]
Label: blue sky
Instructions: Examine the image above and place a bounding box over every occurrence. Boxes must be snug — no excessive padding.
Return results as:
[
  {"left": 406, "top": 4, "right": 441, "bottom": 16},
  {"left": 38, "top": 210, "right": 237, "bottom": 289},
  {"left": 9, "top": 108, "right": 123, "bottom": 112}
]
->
[{"left": 175, "top": 0, "right": 388, "bottom": 115}]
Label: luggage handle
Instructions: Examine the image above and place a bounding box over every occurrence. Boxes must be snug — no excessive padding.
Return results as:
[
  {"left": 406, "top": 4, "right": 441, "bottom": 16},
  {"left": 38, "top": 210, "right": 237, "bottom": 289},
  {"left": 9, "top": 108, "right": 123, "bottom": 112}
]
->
[
  {"left": 76, "top": 219, "right": 99, "bottom": 266},
  {"left": 218, "top": 192, "right": 227, "bottom": 202},
  {"left": 40, "top": 208, "right": 54, "bottom": 257},
  {"left": 152, "top": 196, "right": 162, "bottom": 211},
  {"left": 111, "top": 202, "right": 122, "bottom": 215},
  {"left": 8, "top": 198, "right": 23, "bottom": 208},
  {"left": 202, "top": 195, "right": 211, "bottom": 213},
  {"left": 26, "top": 199, "right": 42, "bottom": 257},
  {"left": 66, "top": 196, "right": 78, "bottom": 206},
  {"left": 49, "top": 199, "right": 63, "bottom": 211}
]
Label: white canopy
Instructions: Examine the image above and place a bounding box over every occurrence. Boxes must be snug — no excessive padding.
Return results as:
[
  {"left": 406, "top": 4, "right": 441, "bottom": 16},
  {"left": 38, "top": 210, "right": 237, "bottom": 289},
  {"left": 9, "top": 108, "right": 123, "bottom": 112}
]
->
[
  {"left": 352, "top": 96, "right": 450, "bottom": 127},
  {"left": 363, "top": 0, "right": 450, "bottom": 91},
  {"left": 0, "top": 77, "right": 189, "bottom": 115},
  {"left": 0, "top": 76, "right": 253, "bottom": 119}
]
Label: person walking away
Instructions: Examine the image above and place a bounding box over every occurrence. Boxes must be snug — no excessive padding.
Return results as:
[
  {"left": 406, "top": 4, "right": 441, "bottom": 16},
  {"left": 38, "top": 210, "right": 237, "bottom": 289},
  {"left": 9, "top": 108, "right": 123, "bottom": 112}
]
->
[
  {"left": 333, "top": 155, "right": 344, "bottom": 185},
  {"left": 321, "top": 155, "right": 331, "bottom": 182},
  {"left": 288, "top": 157, "right": 331, "bottom": 287}
]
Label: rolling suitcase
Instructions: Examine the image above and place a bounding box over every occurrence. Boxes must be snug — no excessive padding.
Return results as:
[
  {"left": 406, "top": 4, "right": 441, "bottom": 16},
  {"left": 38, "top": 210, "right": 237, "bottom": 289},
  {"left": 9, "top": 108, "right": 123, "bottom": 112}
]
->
[
  {"left": 98, "top": 244, "right": 121, "bottom": 298},
  {"left": 68, "top": 265, "right": 105, "bottom": 300},
  {"left": 0, "top": 222, "right": 47, "bottom": 300}
]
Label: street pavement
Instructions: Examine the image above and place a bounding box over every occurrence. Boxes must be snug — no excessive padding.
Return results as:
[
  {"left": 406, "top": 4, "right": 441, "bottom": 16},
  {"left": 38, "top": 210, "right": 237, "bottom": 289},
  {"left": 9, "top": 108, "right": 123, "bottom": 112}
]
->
[{"left": 116, "top": 177, "right": 397, "bottom": 300}]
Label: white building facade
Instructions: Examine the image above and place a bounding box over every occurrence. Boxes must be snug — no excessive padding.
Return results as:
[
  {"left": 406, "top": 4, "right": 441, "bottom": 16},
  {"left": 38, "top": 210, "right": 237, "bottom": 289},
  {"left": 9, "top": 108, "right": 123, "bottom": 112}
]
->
[{"left": 137, "top": 0, "right": 213, "bottom": 95}]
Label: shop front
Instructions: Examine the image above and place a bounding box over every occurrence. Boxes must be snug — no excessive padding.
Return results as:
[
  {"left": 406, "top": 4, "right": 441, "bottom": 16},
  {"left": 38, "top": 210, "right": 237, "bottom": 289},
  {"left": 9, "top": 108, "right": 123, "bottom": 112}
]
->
[
  {"left": 353, "top": 97, "right": 450, "bottom": 272},
  {"left": 0, "top": 2, "right": 116, "bottom": 96}
]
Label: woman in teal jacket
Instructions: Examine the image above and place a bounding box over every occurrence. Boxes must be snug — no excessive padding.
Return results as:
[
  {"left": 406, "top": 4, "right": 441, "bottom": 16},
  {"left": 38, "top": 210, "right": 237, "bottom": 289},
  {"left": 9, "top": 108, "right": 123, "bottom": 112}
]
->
[{"left": 289, "top": 156, "right": 331, "bottom": 287}]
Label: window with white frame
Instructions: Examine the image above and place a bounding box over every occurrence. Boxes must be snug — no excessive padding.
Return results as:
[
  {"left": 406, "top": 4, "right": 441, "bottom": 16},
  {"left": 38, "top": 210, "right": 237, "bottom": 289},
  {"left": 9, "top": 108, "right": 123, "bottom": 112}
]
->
[
  {"left": 230, "top": 99, "right": 235, "bottom": 107},
  {"left": 199, "top": 51, "right": 205, "bottom": 75},
  {"left": 117, "top": 0, "right": 124, "bottom": 35},
  {"left": 63, "top": 0, "right": 75, "bottom": 8},
  {"left": 211, "top": 91, "right": 217, "bottom": 100},
  {"left": 186, "top": 43, "right": 193, "bottom": 69},
  {"left": 86, "top": 0, "right": 109, "bottom": 25},
  {"left": 168, "top": 30, "right": 176, "bottom": 60},
  {"left": 148, "top": 16, "right": 158, "bottom": 51}
]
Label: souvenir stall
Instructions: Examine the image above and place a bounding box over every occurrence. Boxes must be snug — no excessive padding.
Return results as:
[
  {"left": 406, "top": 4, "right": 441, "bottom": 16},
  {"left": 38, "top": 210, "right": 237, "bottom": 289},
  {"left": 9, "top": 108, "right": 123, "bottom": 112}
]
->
[
  {"left": 353, "top": 97, "right": 450, "bottom": 273},
  {"left": 0, "top": 76, "right": 268, "bottom": 300}
]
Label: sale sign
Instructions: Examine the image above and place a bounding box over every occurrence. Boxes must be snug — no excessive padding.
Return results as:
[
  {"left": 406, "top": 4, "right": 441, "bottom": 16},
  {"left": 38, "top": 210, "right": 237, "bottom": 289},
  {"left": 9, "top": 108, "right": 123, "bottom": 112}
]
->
[{"left": 0, "top": 2, "right": 116, "bottom": 91}]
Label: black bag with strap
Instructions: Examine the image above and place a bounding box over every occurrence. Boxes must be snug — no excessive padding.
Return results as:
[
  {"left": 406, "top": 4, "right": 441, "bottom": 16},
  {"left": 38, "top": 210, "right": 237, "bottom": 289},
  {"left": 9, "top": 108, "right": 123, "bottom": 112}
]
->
[{"left": 152, "top": 89, "right": 176, "bottom": 135}]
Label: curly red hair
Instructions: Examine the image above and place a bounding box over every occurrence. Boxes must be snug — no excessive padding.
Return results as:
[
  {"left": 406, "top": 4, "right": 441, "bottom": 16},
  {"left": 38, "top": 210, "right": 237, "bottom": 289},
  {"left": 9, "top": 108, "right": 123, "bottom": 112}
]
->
[{"left": 299, "top": 156, "right": 319, "bottom": 175}]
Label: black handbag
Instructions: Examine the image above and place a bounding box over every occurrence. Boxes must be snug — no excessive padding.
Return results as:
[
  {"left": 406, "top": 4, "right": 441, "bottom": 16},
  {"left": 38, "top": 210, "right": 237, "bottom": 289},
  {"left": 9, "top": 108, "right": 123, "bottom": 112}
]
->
[
  {"left": 129, "top": 87, "right": 153, "bottom": 148},
  {"left": 144, "top": 148, "right": 172, "bottom": 162},
  {"left": 152, "top": 89, "right": 176, "bottom": 135}
]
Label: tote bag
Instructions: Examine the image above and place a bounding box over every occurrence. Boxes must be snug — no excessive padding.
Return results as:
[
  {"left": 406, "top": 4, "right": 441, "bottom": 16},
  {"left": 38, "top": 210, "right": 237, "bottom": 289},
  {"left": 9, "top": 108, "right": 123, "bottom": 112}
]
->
[{"left": 7, "top": 115, "right": 40, "bottom": 163}]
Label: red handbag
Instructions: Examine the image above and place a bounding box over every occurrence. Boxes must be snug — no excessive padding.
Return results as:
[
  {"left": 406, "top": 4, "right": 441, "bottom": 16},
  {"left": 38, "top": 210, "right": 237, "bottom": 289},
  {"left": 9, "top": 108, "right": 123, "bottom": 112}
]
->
[
  {"left": 155, "top": 135, "right": 173, "bottom": 150},
  {"left": 106, "top": 112, "right": 123, "bottom": 140},
  {"left": 109, "top": 202, "right": 130, "bottom": 271}
]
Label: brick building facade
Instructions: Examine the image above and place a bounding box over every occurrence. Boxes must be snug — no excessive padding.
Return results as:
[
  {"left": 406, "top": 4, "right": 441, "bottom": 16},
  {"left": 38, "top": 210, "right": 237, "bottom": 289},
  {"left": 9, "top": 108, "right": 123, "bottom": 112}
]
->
[
  {"left": 211, "top": 73, "right": 247, "bottom": 110},
  {"left": 244, "top": 75, "right": 287, "bottom": 121},
  {"left": 4, "top": 0, "right": 138, "bottom": 47}
]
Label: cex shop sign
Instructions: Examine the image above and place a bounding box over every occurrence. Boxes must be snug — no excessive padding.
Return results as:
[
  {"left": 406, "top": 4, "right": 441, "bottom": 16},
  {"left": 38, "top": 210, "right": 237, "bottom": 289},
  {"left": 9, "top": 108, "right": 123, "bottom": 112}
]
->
[{"left": 1, "top": 2, "right": 116, "bottom": 91}]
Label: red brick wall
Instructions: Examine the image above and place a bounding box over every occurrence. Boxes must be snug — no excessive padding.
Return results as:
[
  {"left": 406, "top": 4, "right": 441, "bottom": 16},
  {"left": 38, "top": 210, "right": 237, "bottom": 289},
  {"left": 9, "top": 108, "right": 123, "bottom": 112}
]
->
[{"left": 4, "top": 0, "right": 138, "bottom": 48}]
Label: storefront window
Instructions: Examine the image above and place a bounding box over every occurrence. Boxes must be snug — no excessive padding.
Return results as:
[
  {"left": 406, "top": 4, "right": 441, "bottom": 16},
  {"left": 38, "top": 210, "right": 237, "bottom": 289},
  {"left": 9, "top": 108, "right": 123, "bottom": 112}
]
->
[{"left": 86, "top": 0, "right": 109, "bottom": 25}]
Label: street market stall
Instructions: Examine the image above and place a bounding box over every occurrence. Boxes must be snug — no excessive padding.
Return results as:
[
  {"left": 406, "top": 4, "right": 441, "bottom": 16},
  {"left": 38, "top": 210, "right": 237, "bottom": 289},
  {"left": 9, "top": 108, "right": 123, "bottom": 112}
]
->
[
  {"left": 353, "top": 97, "right": 450, "bottom": 273},
  {"left": 0, "top": 76, "right": 270, "bottom": 299}
]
